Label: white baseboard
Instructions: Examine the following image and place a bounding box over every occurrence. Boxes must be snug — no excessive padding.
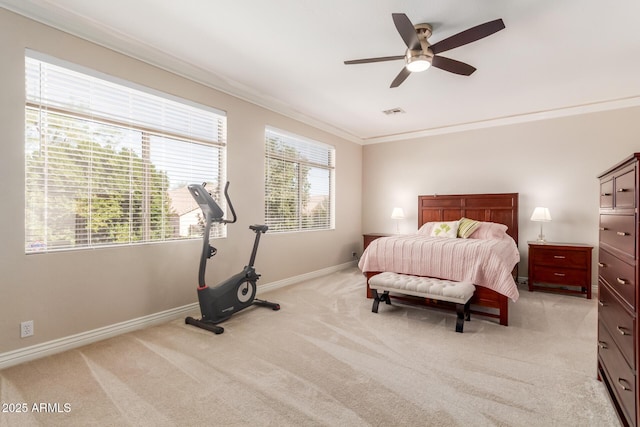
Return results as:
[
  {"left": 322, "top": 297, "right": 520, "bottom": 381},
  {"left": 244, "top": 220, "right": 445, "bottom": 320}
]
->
[
  {"left": 258, "top": 260, "right": 357, "bottom": 294},
  {"left": 0, "top": 303, "right": 199, "bottom": 370},
  {"left": 0, "top": 261, "right": 357, "bottom": 370}
]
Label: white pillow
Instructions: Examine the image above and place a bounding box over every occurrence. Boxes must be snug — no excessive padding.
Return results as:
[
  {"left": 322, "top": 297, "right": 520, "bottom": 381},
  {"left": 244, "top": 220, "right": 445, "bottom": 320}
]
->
[
  {"left": 429, "top": 221, "right": 459, "bottom": 238},
  {"left": 417, "top": 222, "right": 435, "bottom": 235},
  {"left": 469, "top": 222, "right": 508, "bottom": 240}
]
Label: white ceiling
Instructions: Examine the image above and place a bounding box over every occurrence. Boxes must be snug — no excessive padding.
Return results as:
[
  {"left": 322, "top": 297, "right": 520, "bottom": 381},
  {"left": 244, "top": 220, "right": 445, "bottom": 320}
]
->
[{"left": 2, "top": 0, "right": 640, "bottom": 144}]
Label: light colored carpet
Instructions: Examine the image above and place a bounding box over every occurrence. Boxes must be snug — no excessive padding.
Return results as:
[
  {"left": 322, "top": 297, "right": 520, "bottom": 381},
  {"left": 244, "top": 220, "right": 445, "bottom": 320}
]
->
[{"left": 0, "top": 268, "right": 620, "bottom": 426}]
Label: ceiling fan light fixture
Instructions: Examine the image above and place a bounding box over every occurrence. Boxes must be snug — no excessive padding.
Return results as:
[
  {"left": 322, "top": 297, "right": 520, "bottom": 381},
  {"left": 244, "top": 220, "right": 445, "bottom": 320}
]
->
[{"left": 406, "top": 56, "right": 431, "bottom": 72}]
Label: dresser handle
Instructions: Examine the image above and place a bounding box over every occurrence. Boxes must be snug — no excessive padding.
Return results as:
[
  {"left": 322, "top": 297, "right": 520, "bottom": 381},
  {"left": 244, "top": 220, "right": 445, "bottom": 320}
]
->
[
  {"left": 598, "top": 262, "right": 606, "bottom": 268},
  {"left": 597, "top": 341, "right": 608, "bottom": 349},
  {"left": 599, "top": 227, "right": 608, "bottom": 231},
  {"left": 602, "top": 192, "right": 612, "bottom": 196},
  {"left": 553, "top": 273, "right": 566, "bottom": 277},
  {"left": 553, "top": 255, "right": 565, "bottom": 259},
  {"left": 617, "top": 326, "right": 630, "bottom": 336},
  {"left": 616, "top": 231, "right": 629, "bottom": 236},
  {"left": 618, "top": 378, "right": 632, "bottom": 391},
  {"left": 617, "top": 188, "right": 628, "bottom": 192},
  {"left": 616, "top": 278, "right": 628, "bottom": 285}
]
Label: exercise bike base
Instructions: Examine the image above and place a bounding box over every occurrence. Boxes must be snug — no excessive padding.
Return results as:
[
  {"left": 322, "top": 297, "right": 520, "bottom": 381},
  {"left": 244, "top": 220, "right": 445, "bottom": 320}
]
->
[
  {"left": 253, "top": 299, "right": 281, "bottom": 311},
  {"left": 185, "top": 316, "right": 224, "bottom": 334}
]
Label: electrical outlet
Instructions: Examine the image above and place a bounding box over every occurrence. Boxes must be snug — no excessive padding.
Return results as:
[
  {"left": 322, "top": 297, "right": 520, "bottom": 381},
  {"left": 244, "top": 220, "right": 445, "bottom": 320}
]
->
[
  {"left": 21, "top": 320, "right": 34, "bottom": 338},
  {"left": 352, "top": 251, "right": 357, "bottom": 258}
]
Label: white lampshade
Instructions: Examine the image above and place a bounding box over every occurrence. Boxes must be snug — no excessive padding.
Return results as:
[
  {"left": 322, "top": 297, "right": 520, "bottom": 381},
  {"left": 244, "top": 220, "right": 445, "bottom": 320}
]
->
[
  {"left": 391, "top": 207, "right": 405, "bottom": 219},
  {"left": 530, "top": 207, "right": 552, "bottom": 222},
  {"left": 530, "top": 207, "right": 551, "bottom": 242}
]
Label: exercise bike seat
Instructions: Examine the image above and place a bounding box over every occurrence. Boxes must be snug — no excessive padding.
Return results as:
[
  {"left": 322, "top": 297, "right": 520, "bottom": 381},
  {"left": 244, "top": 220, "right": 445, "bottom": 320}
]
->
[{"left": 250, "top": 224, "right": 269, "bottom": 233}]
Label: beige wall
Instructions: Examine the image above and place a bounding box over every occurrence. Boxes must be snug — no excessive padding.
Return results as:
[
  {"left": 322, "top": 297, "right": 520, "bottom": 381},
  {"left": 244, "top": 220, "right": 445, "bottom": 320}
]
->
[
  {"left": 363, "top": 107, "right": 640, "bottom": 283},
  {"left": 0, "top": 9, "right": 362, "bottom": 353}
]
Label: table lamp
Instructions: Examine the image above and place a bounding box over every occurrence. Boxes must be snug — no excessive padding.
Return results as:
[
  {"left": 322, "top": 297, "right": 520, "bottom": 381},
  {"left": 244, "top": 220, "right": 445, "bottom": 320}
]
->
[
  {"left": 391, "top": 207, "right": 405, "bottom": 233},
  {"left": 530, "top": 207, "right": 552, "bottom": 242}
]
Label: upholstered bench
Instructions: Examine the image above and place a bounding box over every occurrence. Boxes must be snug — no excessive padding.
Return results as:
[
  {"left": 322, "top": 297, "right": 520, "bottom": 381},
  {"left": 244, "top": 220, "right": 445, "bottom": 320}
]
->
[{"left": 368, "top": 272, "right": 476, "bottom": 333}]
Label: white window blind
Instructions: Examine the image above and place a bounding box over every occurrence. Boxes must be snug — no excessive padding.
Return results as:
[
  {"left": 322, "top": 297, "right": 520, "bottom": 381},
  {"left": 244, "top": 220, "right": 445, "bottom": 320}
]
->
[
  {"left": 265, "top": 127, "right": 335, "bottom": 232},
  {"left": 25, "top": 52, "right": 227, "bottom": 253}
]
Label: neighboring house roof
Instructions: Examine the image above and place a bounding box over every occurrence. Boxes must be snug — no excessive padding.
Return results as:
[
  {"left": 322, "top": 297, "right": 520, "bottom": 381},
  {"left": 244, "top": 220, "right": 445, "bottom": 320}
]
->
[
  {"left": 167, "top": 186, "right": 199, "bottom": 216},
  {"left": 303, "top": 194, "right": 329, "bottom": 214}
]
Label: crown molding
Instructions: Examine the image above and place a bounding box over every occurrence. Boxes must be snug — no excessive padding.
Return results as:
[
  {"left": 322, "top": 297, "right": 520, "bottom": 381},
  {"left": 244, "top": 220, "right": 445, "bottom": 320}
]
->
[{"left": 2, "top": 2, "right": 638, "bottom": 146}]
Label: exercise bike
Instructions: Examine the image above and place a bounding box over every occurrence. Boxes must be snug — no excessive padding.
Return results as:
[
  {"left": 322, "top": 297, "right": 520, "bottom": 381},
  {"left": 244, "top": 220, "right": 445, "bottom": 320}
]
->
[{"left": 185, "top": 182, "right": 280, "bottom": 334}]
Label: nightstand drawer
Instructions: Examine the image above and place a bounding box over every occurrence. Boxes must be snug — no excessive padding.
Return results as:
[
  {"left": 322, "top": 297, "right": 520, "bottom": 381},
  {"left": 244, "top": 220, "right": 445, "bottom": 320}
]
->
[
  {"left": 600, "top": 214, "right": 635, "bottom": 258},
  {"left": 599, "top": 283, "right": 636, "bottom": 369},
  {"left": 598, "top": 320, "right": 637, "bottom": 426},
  {"left": 598, "top": 249, "right": 636, "bottom": 310},
  {"left": 533, "top": 266, "right": 587, "bottom": 286},
  {"left": 533, "top": 248, "right": 588, "bottom": 268}
]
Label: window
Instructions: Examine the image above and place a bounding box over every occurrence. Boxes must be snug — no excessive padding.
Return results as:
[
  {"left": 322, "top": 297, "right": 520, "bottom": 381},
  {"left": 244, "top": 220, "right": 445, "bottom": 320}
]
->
[
  {"left": 265, "top": 127, "right": 335, "bottom": 232},
  {"left": 25, "top": 52, "right": 227, "bottom": 253}
]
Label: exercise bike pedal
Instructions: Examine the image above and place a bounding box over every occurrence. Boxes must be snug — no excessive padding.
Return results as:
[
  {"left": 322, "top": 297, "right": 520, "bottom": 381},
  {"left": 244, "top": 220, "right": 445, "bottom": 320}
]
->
[
  {"left": 185, "top": 316, "right": 224, "bottom": 334},
  {"left": 253, "top": 299, "right": 281, "bottom": 311}
]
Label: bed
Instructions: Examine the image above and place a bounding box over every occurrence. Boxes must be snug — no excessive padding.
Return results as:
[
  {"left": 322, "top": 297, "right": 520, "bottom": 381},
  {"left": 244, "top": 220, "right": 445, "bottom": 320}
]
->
[{"left": 359, "top": 193, "right": 519, "bottom": 326}]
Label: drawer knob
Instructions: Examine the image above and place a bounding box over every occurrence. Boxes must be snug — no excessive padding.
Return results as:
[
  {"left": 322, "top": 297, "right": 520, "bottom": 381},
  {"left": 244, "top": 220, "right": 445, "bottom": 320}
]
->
[
  {"left": 599, "top": 227, "right": 608, "bottom": 231},
  {"left": 597, "top": 341, "right": 608, "bottom": 349},
  {"left": 616, "top": 277, "right": 628, "bottom": 285},
  {"left": 598, "top": 262, "right": 606, "bottom": 268},
  {"left": 553, "top": 255, "right": 566, "bottom": 259},
  {"left": 617, "top": 326, "right": 630, "bottom": 336},
  {"left": 602, "top": 192, "right": 612, "bottom": 196},
  {"left": 617, "top": 188, "right": 628, "bottom": 192},
  {"left": 618, "top": 378, "right": 632, "bottom": 391},
  {"left": 616, "top": 231, "right": 629, "bottom": 236}
]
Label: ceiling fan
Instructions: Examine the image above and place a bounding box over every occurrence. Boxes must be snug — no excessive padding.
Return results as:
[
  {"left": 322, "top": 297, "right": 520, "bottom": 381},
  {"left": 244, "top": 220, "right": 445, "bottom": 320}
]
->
[{"left": 344, "top": 13, "right": 505, "bottom": 88}]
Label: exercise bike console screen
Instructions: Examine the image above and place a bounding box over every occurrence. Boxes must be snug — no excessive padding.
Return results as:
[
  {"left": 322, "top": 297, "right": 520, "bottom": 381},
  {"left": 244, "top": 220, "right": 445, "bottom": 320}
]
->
[{"left": 187, "top": 184, "right": 224, "bottom": 221}]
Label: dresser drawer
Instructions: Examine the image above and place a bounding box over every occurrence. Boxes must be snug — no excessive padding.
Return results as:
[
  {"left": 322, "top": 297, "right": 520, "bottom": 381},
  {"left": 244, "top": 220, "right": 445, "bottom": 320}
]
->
[
  {"left": 598, "top": 249, "right": 636, "bottom": 310},
  {"left": 599, "top": 283, "right": 636, "bottom": 369},
  {"left": 600, "top": 214, "right": 636, "bottom": 257},
  {"left": 600, "top": 177, "right": 614, "bottom": 208},
  {"left": 598, "top": 320, "right": 637, "bottom": 425},
  {"left": 532, "top": 247, "right": 588, "bottom": 268},
  {"left": 533, "top": 266, "right": 587, "bottom": 286},
  {"left": 614, "top": 166, "right": 636, "bottom": 209}
]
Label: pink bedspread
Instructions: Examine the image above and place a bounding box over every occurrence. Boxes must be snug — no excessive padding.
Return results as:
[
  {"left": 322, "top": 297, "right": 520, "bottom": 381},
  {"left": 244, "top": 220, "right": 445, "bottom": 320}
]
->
[{"left": 358, "top": 234, "right": 520, "bottom": 301}]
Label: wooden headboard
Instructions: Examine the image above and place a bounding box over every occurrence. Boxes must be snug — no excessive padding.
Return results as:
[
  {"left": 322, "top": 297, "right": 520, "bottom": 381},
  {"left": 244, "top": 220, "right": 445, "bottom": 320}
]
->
[{"left": 418, "top": 193, "right": 519, "bottom": 244}]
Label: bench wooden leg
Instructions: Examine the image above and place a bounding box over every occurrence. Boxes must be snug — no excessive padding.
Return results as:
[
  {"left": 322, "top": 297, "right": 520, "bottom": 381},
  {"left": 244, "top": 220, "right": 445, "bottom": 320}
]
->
[
  {"left": 371, "top": 290, "right": 391, "bottom": 313},
  {"left": 456, "top": 303, "right": 465, "bottom": 333}
]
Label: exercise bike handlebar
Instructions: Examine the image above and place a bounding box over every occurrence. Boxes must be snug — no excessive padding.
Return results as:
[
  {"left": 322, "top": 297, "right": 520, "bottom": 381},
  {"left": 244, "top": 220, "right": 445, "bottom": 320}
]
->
[{"left": 220, "top": 181, "right": 237, "bottom": 224}]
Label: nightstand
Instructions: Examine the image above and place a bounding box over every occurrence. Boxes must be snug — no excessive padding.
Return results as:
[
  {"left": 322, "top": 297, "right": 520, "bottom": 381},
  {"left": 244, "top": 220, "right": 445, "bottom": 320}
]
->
[
  {"left": 363, "top": 233, "right": 392, "bottom": 251},
  {"left": 528, "top": 241, "right": 593, "bottom": 298}
]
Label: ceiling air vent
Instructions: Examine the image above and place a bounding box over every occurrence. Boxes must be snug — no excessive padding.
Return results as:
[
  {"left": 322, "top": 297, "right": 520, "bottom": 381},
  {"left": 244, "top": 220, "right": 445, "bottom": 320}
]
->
[{"left": 382, "top": 107, "right": 406, "bottom": 115}]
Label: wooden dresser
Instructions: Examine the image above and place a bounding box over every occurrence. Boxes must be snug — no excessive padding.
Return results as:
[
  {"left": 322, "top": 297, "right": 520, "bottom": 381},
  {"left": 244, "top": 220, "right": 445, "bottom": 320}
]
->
[{"left": 597, "top": 153, "right": 640, "bottom": 427}]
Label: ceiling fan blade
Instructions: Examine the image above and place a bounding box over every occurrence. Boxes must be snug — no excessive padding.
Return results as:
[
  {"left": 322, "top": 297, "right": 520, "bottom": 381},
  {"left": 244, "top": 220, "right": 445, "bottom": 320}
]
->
[
  {"left": 392, "top": 13, "right": 421, "bottom": 51},
  {"left": 430, "top": 19, "right": 505, "bottom": 55},
  {"left": 390, "top": 67, "right": 411, "bottom": 88},
  {"left": 344, "top": 55, "right": 405, "bottom": 65},
  {"left": 431, "top": 56, "right": 476, "bottom": 76}
]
